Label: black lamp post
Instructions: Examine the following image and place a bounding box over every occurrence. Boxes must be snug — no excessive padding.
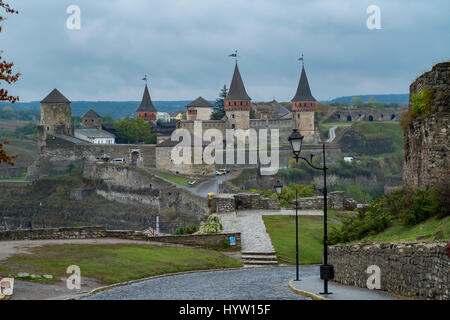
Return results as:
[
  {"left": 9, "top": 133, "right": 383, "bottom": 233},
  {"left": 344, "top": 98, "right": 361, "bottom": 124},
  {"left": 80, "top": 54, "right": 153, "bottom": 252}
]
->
[
  {"left": 274, "top": 180, "right": 283, "bottom": 199},
  {"left": 288, "top": 129, "right": 334, "bottom": 294}
]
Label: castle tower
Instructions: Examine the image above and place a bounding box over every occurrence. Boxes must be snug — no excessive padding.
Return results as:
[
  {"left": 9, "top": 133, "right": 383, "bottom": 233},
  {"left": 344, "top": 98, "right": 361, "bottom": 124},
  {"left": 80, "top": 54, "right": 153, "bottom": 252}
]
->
[
  {"left": 82, "top": 109, "right": 102, "bottom": 129},
  {"left": 291, "top": 65, "right": 318, "bottom": 142},
  {"left": 224, "top": 63, "right": 251, "bottom": 130},
  {"left": 38, "top": 88, "right": 74, "bottom": 146},
  {"left": 136, "top": 84, "right": 157, "bottom": 121}
]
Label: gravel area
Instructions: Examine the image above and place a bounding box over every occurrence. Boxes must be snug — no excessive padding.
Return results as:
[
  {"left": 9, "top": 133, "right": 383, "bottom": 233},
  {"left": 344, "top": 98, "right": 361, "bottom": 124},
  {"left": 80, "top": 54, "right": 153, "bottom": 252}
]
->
[{"left": 85, "top": 266, "right": 317, "bottom": 300}]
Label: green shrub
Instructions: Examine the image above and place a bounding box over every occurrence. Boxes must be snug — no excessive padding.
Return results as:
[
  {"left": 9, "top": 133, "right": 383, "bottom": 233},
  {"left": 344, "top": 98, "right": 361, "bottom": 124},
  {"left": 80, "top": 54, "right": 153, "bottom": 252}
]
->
[
  {"left": 196, "top": 214, "right": 223, "bottom": 234},
  {"left": 329, "top": 184, "right": 449, "bottom": 244},
  {"left": 174, "top": 222, "right": 198, "bottom": 235},
  {"left": 411, "top": 89, "right": 432, "bottom": 116},
  {"left": 251, "top": 183, "right": 316, "bottom": 208}
]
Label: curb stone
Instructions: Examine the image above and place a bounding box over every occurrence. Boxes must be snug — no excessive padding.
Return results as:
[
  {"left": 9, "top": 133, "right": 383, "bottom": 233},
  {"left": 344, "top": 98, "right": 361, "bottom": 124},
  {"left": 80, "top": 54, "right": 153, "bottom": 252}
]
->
[{"left": 288, "top": 280, "right": 328, "bottom": 300}]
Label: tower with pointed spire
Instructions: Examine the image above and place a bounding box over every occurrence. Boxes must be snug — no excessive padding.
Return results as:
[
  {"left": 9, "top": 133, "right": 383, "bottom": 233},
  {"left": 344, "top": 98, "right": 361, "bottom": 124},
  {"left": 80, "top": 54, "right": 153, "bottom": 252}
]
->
[
  {"left": 136, "top": 84, "right": 157, "bottom": 121},
  {"left": 38, "top": 88, "right": 74, "bottom": 146},
  {"left": 224, "top": 63, "right": 251, "bottom": 130},
  {"left": 291, "top": 64, "right": 318, "bottom": 142}
]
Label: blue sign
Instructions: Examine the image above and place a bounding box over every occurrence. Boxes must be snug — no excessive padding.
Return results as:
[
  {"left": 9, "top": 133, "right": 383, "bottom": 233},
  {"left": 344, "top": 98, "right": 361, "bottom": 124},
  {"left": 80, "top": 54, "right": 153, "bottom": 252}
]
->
[{"left": 229, "top": 237, "right": 236, "bottom": 246}]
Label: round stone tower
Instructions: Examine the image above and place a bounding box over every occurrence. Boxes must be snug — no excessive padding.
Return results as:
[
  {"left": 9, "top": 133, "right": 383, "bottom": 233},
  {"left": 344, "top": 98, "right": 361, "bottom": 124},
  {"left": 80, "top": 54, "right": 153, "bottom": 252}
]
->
[
  {"left": 38, "top": 88, "right": 74, "bottom": 146},
  {"left": 224, "top": 63, "right": 251, "bottom": 130}
]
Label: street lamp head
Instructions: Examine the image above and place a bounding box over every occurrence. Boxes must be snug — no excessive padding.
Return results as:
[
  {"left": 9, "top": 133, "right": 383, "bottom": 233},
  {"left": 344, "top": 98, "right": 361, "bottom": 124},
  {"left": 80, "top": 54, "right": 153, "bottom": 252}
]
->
[
  {"left": 274, "top": 180, "right": 283, "bottom": 195},
  {"left": 288, "top": 129, "right": 304, "bottom": 156}
]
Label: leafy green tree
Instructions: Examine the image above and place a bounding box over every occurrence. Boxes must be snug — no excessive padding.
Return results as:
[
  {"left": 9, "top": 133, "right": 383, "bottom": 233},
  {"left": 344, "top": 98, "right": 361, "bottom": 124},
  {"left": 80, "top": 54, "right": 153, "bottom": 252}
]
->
[
  {"left": 101, "top": 114, "right": 114, "bottom": 127},
  {"left": 351, "top": 97, "right": 364, "bottom": 107},
  {"left": 72, "top": 116, "right": 82, "bottom": 128},
  {"left": 114, "top": 118, "right": 155, "bottom": 143}
]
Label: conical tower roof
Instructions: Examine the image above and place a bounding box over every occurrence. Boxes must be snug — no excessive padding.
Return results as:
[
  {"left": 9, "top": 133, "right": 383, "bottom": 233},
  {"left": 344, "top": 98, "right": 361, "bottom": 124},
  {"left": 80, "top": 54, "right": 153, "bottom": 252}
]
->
[
  {"left": 187, "top": 96, "right": 214, "bottom": 108},
  {"left": 226, "top": 63, "right": 251, "bottom": 101},
  {"left": 291, "top": 66, "right": 316, "bottom": 102},
  {"left": 136, "top": 84, "right": 157, "bottom": 112},
  {"left": 82, "top": 109, "right": 101, "bottom": 119},
  {"left": 41, "top": 88, "right": 70, "bottom": 104}
]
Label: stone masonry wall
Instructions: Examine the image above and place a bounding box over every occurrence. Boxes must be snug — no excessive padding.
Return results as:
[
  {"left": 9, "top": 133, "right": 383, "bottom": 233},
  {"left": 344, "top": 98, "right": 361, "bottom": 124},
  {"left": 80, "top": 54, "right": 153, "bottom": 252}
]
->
[
  {"left": 0, "top": 226, "right": 241, "bottom": 249},
  {"left": 329, "top": 242, "right": 449, "bottom": 300},
  {"left": 215, "top": 193, "right": 280, "bottom": 214},
  {"left": 291, "top": 191, "right": 345, "bottom": 210},
  {"left": 403, "top": 61, "right": 450, "bottom": 190}
]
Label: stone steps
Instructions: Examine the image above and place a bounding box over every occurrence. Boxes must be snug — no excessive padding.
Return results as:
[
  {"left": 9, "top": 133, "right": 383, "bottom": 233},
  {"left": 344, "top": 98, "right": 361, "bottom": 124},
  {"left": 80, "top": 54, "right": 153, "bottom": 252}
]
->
[{"left": 241, "top": 251, "right": 278, "bottom": 267}]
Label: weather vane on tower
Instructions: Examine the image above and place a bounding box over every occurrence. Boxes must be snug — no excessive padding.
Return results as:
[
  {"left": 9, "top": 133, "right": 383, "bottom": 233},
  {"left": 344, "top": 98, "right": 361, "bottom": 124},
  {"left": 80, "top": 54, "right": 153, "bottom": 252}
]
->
[
  {"left": 298, "top": 53, "right": 304, "bottom": 67},
  {"left": 142, "top": 74, "right": 149, "bottom": 85},
  {"left": 228, "top": 50, "right": 239, "bottom": 63}
]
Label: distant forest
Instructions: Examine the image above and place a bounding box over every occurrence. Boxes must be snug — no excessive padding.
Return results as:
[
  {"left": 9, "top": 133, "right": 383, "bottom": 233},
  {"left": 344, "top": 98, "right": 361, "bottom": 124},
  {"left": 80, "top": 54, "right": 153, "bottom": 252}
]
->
[
  {"left": 323, "top": 93, "right": 408, "bottom": 105},
  {"left": 0, "top": 93, "right": 408, "bottom": 120},
  {"left": 0, "top": 101, "right": 197, "bottom": 119}
]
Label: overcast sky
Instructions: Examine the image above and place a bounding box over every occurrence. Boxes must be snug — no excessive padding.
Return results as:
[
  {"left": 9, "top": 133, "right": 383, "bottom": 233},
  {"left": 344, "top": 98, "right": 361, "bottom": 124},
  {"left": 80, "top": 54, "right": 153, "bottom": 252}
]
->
[{"left": 1, "top": 0, "right": 449, "bottom": 102}]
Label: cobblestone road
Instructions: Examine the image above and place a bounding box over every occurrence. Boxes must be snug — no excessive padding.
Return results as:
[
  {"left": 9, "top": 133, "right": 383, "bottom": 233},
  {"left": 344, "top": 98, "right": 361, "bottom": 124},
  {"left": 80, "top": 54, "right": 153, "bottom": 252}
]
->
[{"left": 85, "top": 266, "right": 317, "bottom": 300}]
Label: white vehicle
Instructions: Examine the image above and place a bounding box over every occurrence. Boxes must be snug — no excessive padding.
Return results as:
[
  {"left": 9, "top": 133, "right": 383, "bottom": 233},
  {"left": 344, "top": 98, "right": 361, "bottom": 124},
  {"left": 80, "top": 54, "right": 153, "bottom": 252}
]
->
[
  {"left": 188, "top": 180, "right": 197, "bottom": 185},
  {"left": 111, "top": 158, "right": 126, "bottom": 164},
  {"left": 216, "top": 171, "right": 225, "bottom": 176}
]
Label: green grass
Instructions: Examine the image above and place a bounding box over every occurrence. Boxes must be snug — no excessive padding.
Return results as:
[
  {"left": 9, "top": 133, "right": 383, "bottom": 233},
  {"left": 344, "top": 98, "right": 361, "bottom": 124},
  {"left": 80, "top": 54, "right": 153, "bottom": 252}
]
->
[
  {"left": 0, "top": 171, "right": 27, "bottom": 181},
  {"left": 155, "top": 172, "right": 197, "bottom": 187},
  {"left": 353, "top": 121, "right": 403, "bottom": 157},
  {"left": 0, "top": 244, "right": 242, "bottom": 285},
  {"left": 263, "top": 215, "right": 342, "bottom": 265},
  {"left": 355, "top": 216, "right": 450, "bottom": 243}
]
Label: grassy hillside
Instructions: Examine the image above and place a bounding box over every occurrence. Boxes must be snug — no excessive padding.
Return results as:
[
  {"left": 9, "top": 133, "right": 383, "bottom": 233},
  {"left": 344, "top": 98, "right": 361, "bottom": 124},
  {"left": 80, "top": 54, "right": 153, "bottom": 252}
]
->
[
  {"left": 0, "top": 170, "right": 199, "bottom": 232},
  {"left": 0, "top": 244, "right": 242, "bottom": 285},
  {"left": 353, "top": 121, "right": 404, "bottom": 158},
  {"left": 355, "top": 216, "right": 450, "bottom": 243}
]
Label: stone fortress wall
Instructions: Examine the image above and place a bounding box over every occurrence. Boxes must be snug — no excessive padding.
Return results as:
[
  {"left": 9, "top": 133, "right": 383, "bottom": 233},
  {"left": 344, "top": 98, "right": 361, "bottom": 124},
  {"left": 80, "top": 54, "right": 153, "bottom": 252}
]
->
[
  {"left": 402, "top": 61, "right": 450, "bottom": 190},
  {"left": 27, "top": 135, "right": 156, "bottom": 180},
  {"left": 329, "top": 242, "right": 449, "bottom": 300},
  {"left": 325, "top": 107, "right": 406, "bottom": 123}
]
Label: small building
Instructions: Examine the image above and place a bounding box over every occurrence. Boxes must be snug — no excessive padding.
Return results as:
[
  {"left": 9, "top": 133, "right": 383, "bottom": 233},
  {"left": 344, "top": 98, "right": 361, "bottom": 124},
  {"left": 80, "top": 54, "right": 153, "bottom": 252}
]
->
[
  {"left": 186, "top": 97, "right": 214, "bottom": 121},
  {"left": 157, "top": 112, "right": 171, "bottom": 122},
  {"left": 170, "top": 111, "right": 184, "bottom": 121},
  {"left": 82, "top": 109, "right": 102, "bottom": 129},
  {"left": 74, "top": 128, "right": 115, "bottom": 144}
]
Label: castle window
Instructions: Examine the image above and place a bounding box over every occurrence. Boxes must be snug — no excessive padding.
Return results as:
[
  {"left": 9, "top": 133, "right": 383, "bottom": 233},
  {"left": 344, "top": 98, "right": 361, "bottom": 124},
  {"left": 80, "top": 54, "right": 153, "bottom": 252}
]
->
[
  {"left": 234, "top": 102, "right": 237, "bottom": 106},
  {"left": 297, "top": 114, "right": 300, "bottom": 119},
  {"left": 231, "top": 124, "right": 235, "bottom": 129},
  {"left": 240, "top": 101, "right": 242, "bottom": 106},
  {"left": 232, "top": 114, "right": 235, "bottom": 118}
]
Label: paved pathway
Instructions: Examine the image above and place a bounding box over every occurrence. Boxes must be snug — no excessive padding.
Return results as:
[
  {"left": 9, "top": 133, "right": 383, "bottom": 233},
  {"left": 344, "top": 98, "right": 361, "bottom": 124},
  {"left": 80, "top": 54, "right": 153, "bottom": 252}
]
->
[
  {"left": 290, "top": 276, "right": 400, "bottom": 300},
  {"left": 326, "top": 126, "right": 338, "bottom": 143},
  {"left": 85, "top": 266, "right": 316, "bottom": 300},
  {"left": 220, "top": 209, "right": 323, "bottom": 253}
]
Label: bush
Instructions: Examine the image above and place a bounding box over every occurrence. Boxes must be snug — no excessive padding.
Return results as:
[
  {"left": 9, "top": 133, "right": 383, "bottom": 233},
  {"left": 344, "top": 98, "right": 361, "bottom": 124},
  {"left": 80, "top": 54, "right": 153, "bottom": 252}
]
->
[
  {"left": 329, "top": 184, "right": 449, "bottom": 244},
  {"left": 411, "top": 89, "right": 432, "bottom": 116},
  {"left": 251, "top": 183, "right": 316, "bottom": 208},
  {"left": 196, "top": 214, "right": 223, "bottom": 234},
  {"left": 174, "top": 223, "right": 198, "bottom": 235}
]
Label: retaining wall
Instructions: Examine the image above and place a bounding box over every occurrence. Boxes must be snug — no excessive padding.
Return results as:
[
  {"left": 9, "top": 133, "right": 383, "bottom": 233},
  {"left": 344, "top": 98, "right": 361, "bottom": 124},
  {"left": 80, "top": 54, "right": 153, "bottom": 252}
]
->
[
  {"left": 0, "top": 226, "right": 241, "bottom": 250},
  {"left": 329, "top": 242, "right": 450, "bottom": 300}
]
